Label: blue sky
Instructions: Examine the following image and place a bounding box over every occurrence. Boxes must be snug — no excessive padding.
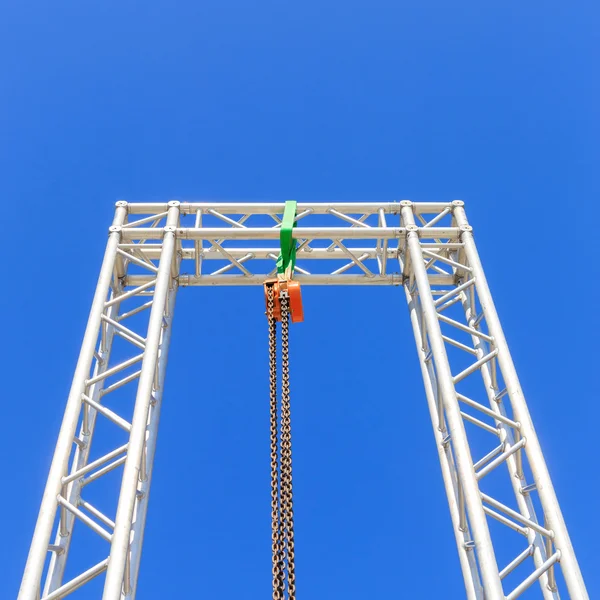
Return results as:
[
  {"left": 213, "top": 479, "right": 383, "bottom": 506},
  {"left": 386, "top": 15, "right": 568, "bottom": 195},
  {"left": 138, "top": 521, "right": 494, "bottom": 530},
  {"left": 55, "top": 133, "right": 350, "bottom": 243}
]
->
[{"left": 2, "top": 1, "right": 598, "bottom": 598}]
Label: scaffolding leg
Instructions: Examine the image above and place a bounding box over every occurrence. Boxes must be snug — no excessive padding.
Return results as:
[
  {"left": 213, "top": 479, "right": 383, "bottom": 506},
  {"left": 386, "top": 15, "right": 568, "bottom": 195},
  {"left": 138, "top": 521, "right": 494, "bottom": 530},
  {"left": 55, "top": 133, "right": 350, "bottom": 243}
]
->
[
  {"left": 401, "top": 200, "right": 588, "bottom": 599},
  {"left": 401, "top": 203, "right": 505, "bottom": 600},
  {"left": 18, "top": 201, "right": 181, "bottom": 600}
]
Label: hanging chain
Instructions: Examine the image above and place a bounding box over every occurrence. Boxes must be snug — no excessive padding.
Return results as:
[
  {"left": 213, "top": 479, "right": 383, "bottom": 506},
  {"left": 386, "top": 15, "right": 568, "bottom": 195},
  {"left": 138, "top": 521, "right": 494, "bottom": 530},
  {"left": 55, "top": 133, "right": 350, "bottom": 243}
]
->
[
  {"left": 268, "top": 287, "right": 284, "bottom": 600},
  {"left": 268, "top": 287, "right": 297, "bottom": 600},
  {"left": 280, "top": 294, "right": 296, "bottom": 599}
]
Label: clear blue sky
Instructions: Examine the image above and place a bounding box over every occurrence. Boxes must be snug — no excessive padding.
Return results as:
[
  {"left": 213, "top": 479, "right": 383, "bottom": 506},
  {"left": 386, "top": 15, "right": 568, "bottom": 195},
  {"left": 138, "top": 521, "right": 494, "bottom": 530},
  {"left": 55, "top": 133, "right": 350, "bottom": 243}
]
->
[{"left": 2, "top": 1, "right": 598, "bottom": 598}]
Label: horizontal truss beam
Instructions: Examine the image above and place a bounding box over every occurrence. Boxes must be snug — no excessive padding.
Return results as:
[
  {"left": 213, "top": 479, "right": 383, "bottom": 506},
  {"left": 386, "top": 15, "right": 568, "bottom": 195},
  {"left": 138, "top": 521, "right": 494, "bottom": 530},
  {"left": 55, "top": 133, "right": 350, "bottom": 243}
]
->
[
  {"left": 125, "top": 201, "right": 454, "bottom": 215},
  {"left": 119, "top": 226, "right": 461, "bottom": 241}
]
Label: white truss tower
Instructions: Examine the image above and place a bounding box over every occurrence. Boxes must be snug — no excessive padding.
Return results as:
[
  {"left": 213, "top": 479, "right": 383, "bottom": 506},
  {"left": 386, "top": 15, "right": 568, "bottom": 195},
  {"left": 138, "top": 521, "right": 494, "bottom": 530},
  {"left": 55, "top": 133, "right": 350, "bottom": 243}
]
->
[{"left": 19, "top": 201, "right": 587, "bottom": 600}]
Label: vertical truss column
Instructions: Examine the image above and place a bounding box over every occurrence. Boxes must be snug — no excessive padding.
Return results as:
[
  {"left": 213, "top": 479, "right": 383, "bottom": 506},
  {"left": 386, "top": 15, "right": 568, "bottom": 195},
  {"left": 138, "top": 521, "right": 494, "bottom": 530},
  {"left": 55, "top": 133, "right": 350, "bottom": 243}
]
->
[
  {"left": 453, "top": 205, "right": 588, "bottom": 599},
  {"left": 404, "top": 283, "right": 484, "bottom": 600},
  {"left": 402, "top": 199, "right": 588, "bottom": 599},
  {"left": 401, "top": 202, "right": 505, "bottom": 599},
  {"left": 123, "top": 285, "right": 177, "bottom": 600},
  {"left": 103, "top": 202, "right": 180, "bottom": 599},
  {"left": 457, "top": 275, "right": 557, "bottom": 599},
  {"left": 42, "top": 289, "right": 121, "bottom": 595},
  {"left": 18, "top": 204, "right": 128, "bottom": 600},
  {"left": 19, "top": 200, "right": 181, "bottom": 600}
]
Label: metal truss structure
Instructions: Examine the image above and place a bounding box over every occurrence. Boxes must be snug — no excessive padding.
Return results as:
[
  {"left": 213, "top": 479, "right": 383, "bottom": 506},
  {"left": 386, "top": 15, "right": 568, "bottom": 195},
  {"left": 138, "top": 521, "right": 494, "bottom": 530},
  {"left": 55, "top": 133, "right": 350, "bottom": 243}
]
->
[{"left": 19, "top": 201, "right": 588, "bottom": 599}]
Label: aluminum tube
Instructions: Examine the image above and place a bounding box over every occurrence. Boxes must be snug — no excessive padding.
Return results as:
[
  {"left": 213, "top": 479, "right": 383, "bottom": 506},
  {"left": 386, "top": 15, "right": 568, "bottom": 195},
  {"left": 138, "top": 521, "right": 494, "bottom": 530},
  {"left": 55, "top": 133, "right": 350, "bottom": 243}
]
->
[
  {"left": 404, "top": 283, "right": 483, "bottom": 599},
  {"left": 452, "top": 350, "right": 498, "bottom": 384},
  {"left": 194, "top": 210, "right": 202, "bottom": 277},
  {"left": 328, "top": 208, "right": 371, "bottom": 227},
  {"left": 126, "top": 273, "right": 456, "bottom": 287},
  {"left": 434, "top": 278, "right": 476, "bottom": 307},
  {"left": 124, "top": 286, "right": 177, "bottom": 600},
  {"left": 401, "top": 204, "right": 504, "bottom": 599},
  {"left": 206, "top": 208, "right": 249, "bottom": 227},
  {"left": 82, "top": 455, "right": 128, "bottom": 486},
  {"left": 460, "top": 411, "right": 498, "bottom": 435},
  {"left": 119, "top": 226, "right": 461, "bottom": 241},
  {"left": 43, "top": 559, "right": 109, "bottom": 600},
  {"left": 121, "top": 211, "right": 168, "bottom": 228},
  {"left": 483, "top": 506, "right": 529, "bottom": 536},
  {"left": 82, "top": 395, "right": 131, "bottom": 432},
  {"left": 85, "top": 353, "right": 144, "bottom": 386},
  {"left": 456, "top": 394, "right": 519, "bottom": 429},
  {"left": 18, "top": 205, "right": 127, "bottom": 600},
  {"left": 437, "top": 314, "right": 494, "bottom": 343},
  {"left": 126, "top": 201, "right": 453, "bottom": 215},
  {"left": 105, "top": 280, "right": 157, "bottom": 307},
  {"left": 472, "top": 444, "right": 504, "bottom": 471},
  {"left": 116, "top": 248, "right": 159, "bottom": 273},
  {"left": 117, "top": 301, "right": 154, "bottom": 322},
  {"left": 139, "top": 247, "right": 399, "bottom": 260},
  {"left": 128, "top": 274, "right": 405, "bottom": 286},
  {"left": 499, "top": 545, "right": 533, "bottom": 579},
  {"left": 476, "top": 439, "right": 527, "bottom": 481},
  {"left": 481, "top": 493, "right": 552, "bottom": 538},
  {"left": 100, "top": 370, "right": 142, "bottom": 396},
  {"left": 62, "top": 444, "right": 129, "bottom": 485},
  {"left": 102, "top": 203, "right": 179, "bottom": 599},
  {"left": 453, "top": 205, "right": 589, "bottom": 599},
  {"left": 56, "top": 497, "right": 112, "bottom": 542},
  {"left": 100, "top": 315, "right": 146, "bottom": 345},
  {"left": 506, "top": 552, "right": 561, "bottom": 600},
  {"left": 79, "top": 501, "right": 116, "bottom": 529},
  {"left": 441, "top": 335, "right": 478, "bottom": 355}
]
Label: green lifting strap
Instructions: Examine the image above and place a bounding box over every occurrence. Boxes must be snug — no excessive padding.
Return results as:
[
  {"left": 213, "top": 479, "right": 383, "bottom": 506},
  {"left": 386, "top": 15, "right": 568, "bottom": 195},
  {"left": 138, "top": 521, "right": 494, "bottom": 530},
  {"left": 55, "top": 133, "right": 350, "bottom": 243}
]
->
[{"left": 276, "top": 200, "right": 297, "bottom": 277}]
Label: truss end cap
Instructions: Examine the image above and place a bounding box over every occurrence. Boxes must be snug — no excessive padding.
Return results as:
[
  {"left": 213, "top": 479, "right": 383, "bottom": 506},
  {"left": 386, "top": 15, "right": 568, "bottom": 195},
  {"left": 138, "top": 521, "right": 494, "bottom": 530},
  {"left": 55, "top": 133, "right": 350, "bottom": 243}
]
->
[
  {"left": 452, "top": 200, "right": 465, "bottom": 207},
  {"left": 405, "top": 224, "right": 418, "bottom": 238},
  {"left": 399, "top": 200, "right": 413, "bottom": 207}
]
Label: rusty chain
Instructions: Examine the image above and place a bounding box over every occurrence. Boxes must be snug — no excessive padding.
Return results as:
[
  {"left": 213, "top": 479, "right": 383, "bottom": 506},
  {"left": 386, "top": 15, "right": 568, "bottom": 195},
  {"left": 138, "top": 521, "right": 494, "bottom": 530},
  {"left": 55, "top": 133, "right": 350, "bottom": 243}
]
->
[
  {"left": 268, "top": 287, "right": 284, "bottom": 599},
  {"left": 280, "top": 294, "right": 296, "bottom": 599},
  {"left": 268, "top": 287, "right": 296, "bottom": 600}
]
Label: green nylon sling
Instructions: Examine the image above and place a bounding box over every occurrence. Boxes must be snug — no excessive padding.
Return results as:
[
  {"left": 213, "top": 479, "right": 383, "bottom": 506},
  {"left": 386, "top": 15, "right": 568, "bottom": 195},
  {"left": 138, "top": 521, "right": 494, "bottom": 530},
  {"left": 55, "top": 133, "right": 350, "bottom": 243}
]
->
[{"left": 276, "top": 200, "right": 297, "bottom": 279}]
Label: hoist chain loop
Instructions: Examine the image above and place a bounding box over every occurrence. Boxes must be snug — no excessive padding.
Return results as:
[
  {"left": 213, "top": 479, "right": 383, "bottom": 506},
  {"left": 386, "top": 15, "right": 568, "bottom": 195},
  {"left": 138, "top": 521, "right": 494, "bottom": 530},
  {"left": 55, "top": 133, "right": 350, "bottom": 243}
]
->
[
  {"left": 268, "top": 287, "right": 297, "bottom": 600},
  {"left": 268, "top": 287, "right": 284, "bottom": 599},
  {"left": 280, "top": 295, "right": 296, "bottom": 600}
]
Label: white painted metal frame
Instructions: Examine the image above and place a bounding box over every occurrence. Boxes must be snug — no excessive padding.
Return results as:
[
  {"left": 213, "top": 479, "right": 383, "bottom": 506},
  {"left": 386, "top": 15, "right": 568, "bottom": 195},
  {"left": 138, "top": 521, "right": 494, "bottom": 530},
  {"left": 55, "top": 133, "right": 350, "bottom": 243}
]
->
[{"left": 18, "top": 200, "right": 587, "bottom": 599}]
